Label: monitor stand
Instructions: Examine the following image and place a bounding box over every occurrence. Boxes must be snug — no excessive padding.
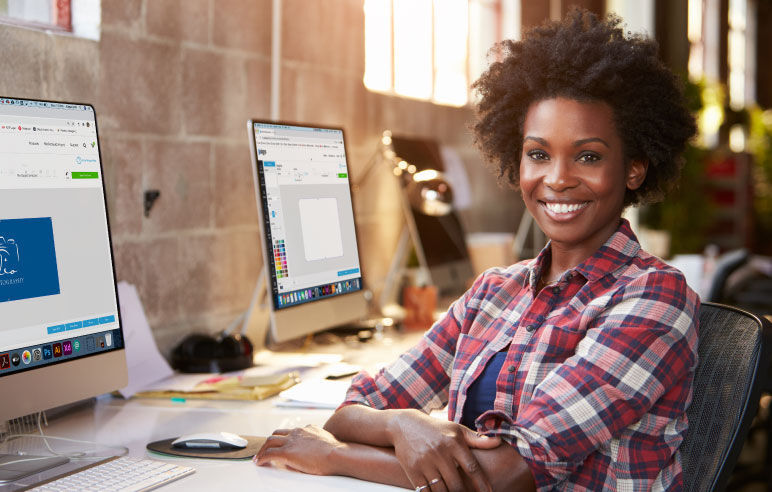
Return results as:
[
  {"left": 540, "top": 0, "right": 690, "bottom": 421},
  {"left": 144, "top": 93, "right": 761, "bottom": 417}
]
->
[{"left": 0, "top": 454, "right": 69, "bottom": 483}]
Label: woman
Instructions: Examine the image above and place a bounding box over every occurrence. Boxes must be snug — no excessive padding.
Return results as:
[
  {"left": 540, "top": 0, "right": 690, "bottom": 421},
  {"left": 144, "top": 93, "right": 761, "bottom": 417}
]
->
[{"left": 256, "top": 10, "right": 698, "bottom": 492}]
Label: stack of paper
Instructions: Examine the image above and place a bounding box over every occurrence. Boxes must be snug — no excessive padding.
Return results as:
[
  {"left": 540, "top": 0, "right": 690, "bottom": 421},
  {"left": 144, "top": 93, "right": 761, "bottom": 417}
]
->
[{"left": 134, "top": 371, "right": 300, "bottom": 401}]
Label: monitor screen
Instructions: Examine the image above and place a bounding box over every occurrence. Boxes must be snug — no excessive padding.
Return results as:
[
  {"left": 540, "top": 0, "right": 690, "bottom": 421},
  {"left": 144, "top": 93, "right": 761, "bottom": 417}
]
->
[
  {"left": 247, "top": 120, "right": 368, "bottom": 343},
  {"left": 0, "top": 97, "right": 126, "bottom": 422}
]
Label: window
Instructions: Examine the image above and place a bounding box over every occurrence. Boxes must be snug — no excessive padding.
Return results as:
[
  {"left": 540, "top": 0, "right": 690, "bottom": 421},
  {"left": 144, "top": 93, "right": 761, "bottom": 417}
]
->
[
  {"left": 0, "top": 0, "right": 71, "bottom": 31},
  {"left": 726, "top": 0, "right": 756, "bottom": 152},
  {"left": 364, "top": 0, "right": 520, "bottom": 107},
  {"left": 727, "top": 0, "right": 756, "bottom": 111},
  {"left": 687, "top": 0, "right": 757, "bottom": 150},
  {"left": 0, "top": 0, "right": 100, "bottom": 40}
]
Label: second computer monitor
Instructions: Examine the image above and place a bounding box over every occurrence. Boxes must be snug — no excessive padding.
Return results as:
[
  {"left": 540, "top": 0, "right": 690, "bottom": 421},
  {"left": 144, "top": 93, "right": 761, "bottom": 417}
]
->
[
  {"left": 0, "top": 97, "right": 126, "bottom": 423},
  {"left": 247, "top": 120, "right": 368, "bottom": 344}
]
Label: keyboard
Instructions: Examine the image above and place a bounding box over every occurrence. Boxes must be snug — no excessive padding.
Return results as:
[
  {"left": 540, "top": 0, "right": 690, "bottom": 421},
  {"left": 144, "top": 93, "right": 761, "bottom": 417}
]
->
[{"left": 28, "top": 456, "right": 195, "bottom": 492}]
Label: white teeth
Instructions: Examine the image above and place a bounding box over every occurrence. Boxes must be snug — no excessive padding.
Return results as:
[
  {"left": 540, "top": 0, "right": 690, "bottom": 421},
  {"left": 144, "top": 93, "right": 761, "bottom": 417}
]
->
[{"left": 544, "top": 202, "right": 586, "bottom": 214}]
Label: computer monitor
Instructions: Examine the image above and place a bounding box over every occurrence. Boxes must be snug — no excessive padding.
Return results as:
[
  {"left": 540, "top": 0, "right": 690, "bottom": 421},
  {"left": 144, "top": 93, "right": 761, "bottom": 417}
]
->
[
  {"left": 247, "top": 120, "right": 368, "bottom": 344},
  {"left": 0, "top": 97, "right": 126, "bottom": 425}
]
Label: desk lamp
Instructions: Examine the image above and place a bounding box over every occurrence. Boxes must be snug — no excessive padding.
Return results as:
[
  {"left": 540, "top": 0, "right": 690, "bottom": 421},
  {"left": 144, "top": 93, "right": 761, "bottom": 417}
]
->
[{"left": 355, "top": 131, "right": 455, "bottom": 312}]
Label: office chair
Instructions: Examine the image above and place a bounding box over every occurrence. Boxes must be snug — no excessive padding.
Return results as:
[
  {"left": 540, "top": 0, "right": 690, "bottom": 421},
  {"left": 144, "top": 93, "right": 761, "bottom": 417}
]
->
[
  {"left": 703, "top": 249, "right": 750, "bottom": 303},
  {"left": 680, "top": 302, "right": 772, "bottom": 492}
]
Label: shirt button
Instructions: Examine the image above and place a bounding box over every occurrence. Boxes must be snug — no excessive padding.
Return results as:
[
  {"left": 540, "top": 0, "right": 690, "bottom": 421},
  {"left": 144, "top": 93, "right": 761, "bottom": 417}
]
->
[
  {"left": 507, "top": 365, "right": 516, "bottom": 373},
  {"left": 525, "top": 324, "right": 536, "bottom": 332},
  {"left": 552, "top": 286, "right": 561, "bottom": 294}
]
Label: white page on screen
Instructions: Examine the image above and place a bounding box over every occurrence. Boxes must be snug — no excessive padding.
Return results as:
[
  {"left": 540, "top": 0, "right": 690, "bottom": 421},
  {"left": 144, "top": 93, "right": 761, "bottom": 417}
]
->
[{"left": 298, "top": 197, "right": 343, "bottom": 261}]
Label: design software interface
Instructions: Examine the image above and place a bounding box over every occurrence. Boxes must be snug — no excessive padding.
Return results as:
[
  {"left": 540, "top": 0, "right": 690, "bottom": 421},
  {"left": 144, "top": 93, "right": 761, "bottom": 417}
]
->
[
  {"left": 0, "top": 98, "right": 121, "bottom": 376},
  {"left": 252, "top": 122, "right": 363, "bottom": 309}
]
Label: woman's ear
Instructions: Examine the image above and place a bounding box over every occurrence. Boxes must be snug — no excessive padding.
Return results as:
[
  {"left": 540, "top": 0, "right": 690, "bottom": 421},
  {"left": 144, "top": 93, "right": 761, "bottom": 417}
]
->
[{"left": 626, "top": 160, "right": 648, "bottom": 191}]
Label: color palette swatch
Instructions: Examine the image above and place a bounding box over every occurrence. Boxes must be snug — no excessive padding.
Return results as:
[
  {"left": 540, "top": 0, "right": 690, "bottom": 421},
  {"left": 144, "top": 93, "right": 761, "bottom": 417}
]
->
[{"left": 273, "top": 239, "right": 288, "bottom": 278}]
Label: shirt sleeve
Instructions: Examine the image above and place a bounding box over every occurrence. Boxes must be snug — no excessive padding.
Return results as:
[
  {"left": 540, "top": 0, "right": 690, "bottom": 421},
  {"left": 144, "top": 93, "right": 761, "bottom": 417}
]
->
[
  {"left": 476, "top": 270, "right": 699, "bottom": 490},
  {"left": 339, "top": 272, "right": 490, "bottom": 413}
]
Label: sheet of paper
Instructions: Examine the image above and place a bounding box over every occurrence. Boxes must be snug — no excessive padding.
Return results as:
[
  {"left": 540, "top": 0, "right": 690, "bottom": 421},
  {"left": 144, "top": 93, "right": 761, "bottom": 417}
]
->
[
  {"left": 116, "top": 281, "right": 174, "bottom": 398},
  {"left": 252, "top": 350, "right": 343, "bottom": 368},
  {"left": 275, "top": 379, "right": 350, "bottom": 409},
  {"left": 136, "top": 373, "right": 210, "bottom": 393},
  {"left": 248, "top": 351, "right": 345, "bottom": 384}
]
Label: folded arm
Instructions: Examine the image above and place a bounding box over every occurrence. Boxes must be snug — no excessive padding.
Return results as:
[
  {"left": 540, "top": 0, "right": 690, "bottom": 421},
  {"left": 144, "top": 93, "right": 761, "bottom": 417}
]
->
[
  {"left": 257, "top": 414, "right": 534, "bottom": 492},
  {"left": 325, "top": 404, "right": 534, "bottom": 491}
]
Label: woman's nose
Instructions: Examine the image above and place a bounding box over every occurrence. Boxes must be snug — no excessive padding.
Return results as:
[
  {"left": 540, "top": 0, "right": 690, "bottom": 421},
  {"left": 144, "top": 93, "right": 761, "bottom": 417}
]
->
[{"left": 543, "top": 159, "right": 577, "bottom": 190}]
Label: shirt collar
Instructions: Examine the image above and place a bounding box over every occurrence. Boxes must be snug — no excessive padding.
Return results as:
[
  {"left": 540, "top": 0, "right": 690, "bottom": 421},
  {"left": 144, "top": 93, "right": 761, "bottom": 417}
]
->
[{"left": 528, "top": 218, "right": 641, "bottom": 288}]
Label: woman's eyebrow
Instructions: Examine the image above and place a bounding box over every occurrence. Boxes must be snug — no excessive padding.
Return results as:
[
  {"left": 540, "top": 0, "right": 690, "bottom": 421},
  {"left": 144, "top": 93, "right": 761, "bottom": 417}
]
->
[
  {"left": 524, "top": 136, "right": 548, "bottom": 146},
  {"left": 574, "top": 137, "right": 610, "bottom": 148}
]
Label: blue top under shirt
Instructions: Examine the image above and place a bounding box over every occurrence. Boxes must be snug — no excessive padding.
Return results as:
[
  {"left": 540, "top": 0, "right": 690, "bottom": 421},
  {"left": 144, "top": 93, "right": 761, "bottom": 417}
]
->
[{"left": 460, "top": 350, "right": 509, "bottom": 430}]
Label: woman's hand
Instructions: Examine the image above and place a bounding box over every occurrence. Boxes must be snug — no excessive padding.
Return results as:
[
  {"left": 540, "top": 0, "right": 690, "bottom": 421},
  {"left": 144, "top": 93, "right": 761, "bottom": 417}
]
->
[
  {"left": 387, "top": 409, "right": 501, "bottom": 492},
  {"left": 254, "top": 425, "right": 343, "bottom": 476}
]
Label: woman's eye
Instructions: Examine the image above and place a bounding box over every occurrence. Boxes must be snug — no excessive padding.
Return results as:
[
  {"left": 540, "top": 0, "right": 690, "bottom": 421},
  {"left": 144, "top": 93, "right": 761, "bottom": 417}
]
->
[
  {"left": 527, "top": 150, "right": 549, "bottom": 161},
  {"left": 578, "top": 152, "right": 601, "bottom": 163}
]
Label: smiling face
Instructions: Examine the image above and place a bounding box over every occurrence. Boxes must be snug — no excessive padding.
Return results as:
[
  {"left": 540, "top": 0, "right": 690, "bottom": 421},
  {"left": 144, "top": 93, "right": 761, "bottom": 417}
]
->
[{"left": 519, "top": 97, "right": 647, "bottom": 262}]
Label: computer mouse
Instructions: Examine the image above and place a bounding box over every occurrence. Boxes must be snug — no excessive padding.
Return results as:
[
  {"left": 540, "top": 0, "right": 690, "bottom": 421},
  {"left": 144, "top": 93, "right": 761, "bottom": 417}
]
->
[{"left": 171, "top": 432, "right": 248, "bottom": 450}]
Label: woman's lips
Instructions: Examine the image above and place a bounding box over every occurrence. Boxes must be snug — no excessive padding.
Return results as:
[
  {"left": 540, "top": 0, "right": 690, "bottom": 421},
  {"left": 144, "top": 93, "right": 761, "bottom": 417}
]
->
[{"left": 539, "top": 201, "right": 590, "bottom": 220}]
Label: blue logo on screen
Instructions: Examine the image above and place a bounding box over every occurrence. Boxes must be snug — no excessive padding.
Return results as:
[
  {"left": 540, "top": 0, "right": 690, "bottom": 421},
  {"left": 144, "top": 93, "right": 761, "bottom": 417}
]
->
[
  {"left": 0, "top": 236, "right": 20, "bottom": 275},
  {"left": 0, "top": 218, "right": 61, "bottom": 303}
]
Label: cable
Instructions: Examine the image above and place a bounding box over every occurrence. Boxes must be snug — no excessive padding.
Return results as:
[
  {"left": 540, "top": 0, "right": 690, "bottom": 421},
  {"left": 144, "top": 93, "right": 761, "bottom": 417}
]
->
[
  {"left": 0, "top": 455, "right": 58, "bottom": 468},
  {"left": 0, "top": 412, "right": 128, "bottom": 466},
  {"left": 2, "top": 432, "right": 128, "bottom": 461},
  {"left": 222, "top": 311, "right": 245, "bottom": 337}
]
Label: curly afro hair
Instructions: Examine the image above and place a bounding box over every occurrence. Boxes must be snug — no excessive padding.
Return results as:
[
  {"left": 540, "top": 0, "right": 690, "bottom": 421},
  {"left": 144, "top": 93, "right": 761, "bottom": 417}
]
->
[{"left": 472, "top": 9, "right": 697, "bottom": 206}]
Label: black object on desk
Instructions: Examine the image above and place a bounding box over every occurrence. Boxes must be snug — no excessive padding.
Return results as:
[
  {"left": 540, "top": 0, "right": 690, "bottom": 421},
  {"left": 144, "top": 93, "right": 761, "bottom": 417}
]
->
[{"left": 170, "top": 333, "right": 253, "bottom": 373}]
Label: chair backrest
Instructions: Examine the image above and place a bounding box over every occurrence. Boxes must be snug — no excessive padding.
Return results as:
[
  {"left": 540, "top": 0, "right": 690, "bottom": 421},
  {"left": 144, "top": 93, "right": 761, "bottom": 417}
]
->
[
  {"left": 680, "top": 302, "right": 771, "bottom": 492},
  {"left": 704, "top": 249, "right": 749, "bottom": 302}
]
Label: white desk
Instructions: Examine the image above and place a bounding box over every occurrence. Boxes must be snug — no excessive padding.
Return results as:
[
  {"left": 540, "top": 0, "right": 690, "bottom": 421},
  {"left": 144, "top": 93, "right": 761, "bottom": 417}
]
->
[
  {"left": 3, "top": 332, "right": 427, "bottom": 491},
  {"left": 5, "top": 396, "right": 405, "bottom": 491}
]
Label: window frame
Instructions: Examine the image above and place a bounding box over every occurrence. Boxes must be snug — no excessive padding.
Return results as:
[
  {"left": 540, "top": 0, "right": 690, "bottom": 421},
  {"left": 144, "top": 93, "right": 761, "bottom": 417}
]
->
[{"left": 0, "top": 0, "right": 72, "bottom": 34}]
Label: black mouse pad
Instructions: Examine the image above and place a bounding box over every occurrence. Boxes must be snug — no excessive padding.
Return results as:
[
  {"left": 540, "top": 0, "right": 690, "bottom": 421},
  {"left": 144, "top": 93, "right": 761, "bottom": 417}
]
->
[{"left": 147, "top": 436, "right": 267, "bottom": 460}]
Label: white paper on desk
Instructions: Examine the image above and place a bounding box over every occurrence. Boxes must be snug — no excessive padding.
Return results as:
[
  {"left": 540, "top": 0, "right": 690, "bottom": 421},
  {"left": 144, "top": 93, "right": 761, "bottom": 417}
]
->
[
  {"left": 275, "top": 379, "right": 350, "bottom": 409},
  {"left": 252, "top": 350, "right": 343, "bottom": 369},
  {"left": 250, "top": 351, "right": 346, "bottom": 384},
  {"left": 116, "top": 281, "right": 174, "bottom": 398},
  {"left": 136, "top": 373, "right": 211, "bottom": 393}
]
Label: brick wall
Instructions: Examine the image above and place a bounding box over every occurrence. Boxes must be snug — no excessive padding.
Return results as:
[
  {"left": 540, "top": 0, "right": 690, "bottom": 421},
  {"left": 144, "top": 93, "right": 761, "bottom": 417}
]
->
[{"left": 0, "top": 0, "right": 522, "bottom": 353}]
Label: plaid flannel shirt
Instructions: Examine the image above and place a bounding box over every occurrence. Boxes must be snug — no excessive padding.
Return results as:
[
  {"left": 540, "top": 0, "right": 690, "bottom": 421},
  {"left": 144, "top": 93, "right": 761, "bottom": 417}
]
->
[{"left": 342, "top": 219, "right": 699, "bottom": 491}]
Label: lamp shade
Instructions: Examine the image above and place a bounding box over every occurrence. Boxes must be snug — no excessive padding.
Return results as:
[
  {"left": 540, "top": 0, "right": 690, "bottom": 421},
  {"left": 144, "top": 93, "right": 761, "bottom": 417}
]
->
[{"left": 406, "top": 169, "right": 454, "bottom": 216}]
